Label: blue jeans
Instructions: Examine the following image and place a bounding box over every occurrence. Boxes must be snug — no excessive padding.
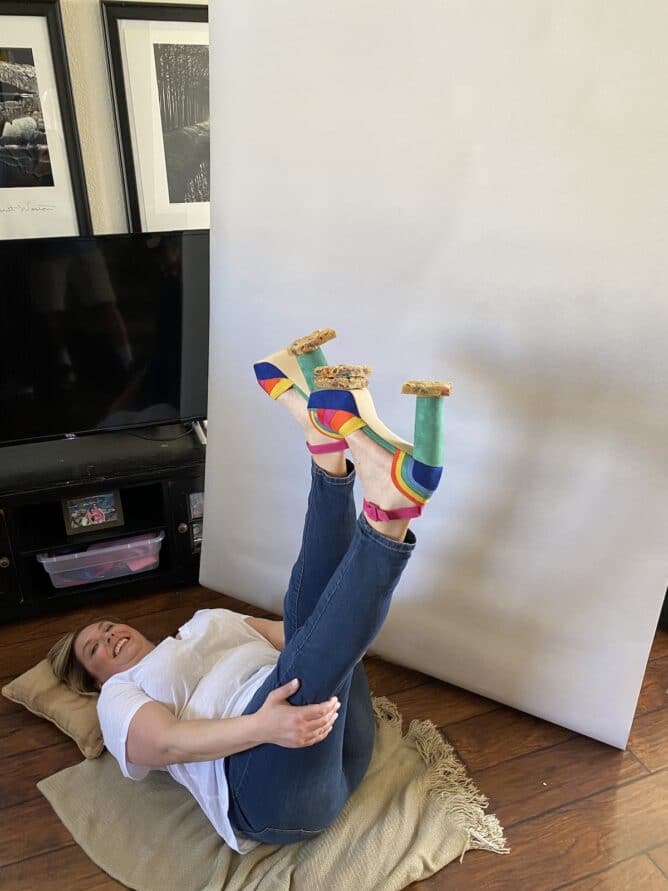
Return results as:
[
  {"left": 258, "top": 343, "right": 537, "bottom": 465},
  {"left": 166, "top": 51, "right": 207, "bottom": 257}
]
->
[{"left": 225, "top": 460, "right": 416, "bottom": 845}]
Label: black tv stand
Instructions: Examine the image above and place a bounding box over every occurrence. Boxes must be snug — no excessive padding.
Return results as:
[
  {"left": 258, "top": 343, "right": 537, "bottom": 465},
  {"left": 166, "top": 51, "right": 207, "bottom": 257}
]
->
[{"left": 0, "top": 424, "right": 205, "bottom": 623}]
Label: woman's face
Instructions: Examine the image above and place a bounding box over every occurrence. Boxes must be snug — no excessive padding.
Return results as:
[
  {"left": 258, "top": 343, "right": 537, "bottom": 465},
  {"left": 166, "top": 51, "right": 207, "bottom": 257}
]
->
[{"left": 74, "top": 619, "right": 154, "bottom": 686}]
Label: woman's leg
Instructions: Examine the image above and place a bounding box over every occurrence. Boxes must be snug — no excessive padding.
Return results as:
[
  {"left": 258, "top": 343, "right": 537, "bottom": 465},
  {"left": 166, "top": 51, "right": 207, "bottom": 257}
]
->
[
  {"left": 282, "top": 458, "right": 357, "bottom": 643},
  {"left": 233, "top": 353, "right": 444, "bottom": 843},
  {"left": 226, "top": 514, "right": 415, "bottom": 843},
  {"left": 244, "top": 459, "right": 374, "bottom": 843},
  {"left": 247, "top": 403, "right": 370, "bottom": 842}
]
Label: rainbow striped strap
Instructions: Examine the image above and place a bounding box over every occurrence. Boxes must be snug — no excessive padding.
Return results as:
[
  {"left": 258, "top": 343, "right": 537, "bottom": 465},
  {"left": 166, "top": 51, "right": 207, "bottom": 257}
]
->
[
  {"left": 307, "top": 440, "right": 348, "bottom": 455},
  {"left": 254, "top": 361, "right": 294, "bottom": 400},
  {"left": 363, "top": 499, "right": 423, "bottom": 522}
]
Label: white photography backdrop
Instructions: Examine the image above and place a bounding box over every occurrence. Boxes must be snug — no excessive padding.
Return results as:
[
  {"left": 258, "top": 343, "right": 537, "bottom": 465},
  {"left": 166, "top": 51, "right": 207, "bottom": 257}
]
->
[{"left": 201, "top": 1, "right": 668, "bottom": 749}]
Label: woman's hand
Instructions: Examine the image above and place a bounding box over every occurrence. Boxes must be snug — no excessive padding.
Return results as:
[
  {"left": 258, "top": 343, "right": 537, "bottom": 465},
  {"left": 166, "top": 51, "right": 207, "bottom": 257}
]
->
[{"left": 256, "top": 679, "right": 340, "bottom": 748}]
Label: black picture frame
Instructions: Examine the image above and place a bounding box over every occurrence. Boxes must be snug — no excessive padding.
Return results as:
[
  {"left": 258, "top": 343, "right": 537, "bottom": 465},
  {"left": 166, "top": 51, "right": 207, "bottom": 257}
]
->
[
  {"left": 101, "top": 1, "right": 209, "bottom": 233},
  {"left": 62, "top": 489, "right": 125, "bottom": 535},
  {"left": 0, "top": 0, "right": 91, "bottom": 236}
]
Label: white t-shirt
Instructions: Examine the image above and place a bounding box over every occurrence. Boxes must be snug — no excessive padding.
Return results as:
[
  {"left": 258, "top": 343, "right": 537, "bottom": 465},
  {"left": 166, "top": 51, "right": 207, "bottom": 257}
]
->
[{"left": 97, "top": 608, "right": 279, "bottom": 853}]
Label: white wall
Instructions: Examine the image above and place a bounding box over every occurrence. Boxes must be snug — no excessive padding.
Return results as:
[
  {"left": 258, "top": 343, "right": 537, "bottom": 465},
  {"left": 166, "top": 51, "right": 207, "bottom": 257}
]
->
[
  {"left": 202, "top": 0, "right": 668, "bottom": 749},
  {"left": 59, "top": 0, "right": 206, "bottom": 233}
]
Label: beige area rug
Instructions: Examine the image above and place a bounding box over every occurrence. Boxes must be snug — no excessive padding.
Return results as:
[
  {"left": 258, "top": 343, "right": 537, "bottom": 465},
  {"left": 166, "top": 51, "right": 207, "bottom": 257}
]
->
[{"left": 38, "top": 698, "right": 509, "bottom": 891}]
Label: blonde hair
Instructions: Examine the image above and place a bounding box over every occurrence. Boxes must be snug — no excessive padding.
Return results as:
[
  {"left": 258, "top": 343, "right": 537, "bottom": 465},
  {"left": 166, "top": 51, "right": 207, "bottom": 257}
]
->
[{"left": 47, "top": 615, "right": 121, "bottom": 695}]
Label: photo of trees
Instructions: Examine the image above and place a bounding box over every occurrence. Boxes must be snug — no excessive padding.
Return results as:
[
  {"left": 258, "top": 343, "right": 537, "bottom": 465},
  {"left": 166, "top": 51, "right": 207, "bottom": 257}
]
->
[{"left": 153, "top": 43, "right": 209, "bottom": 204}]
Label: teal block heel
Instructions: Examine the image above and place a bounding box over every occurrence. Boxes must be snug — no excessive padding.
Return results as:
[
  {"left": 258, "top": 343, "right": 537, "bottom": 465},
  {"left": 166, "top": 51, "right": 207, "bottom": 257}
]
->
[
  {"left": 309, "top": 370, "right": 452, "bottom": 514},
  {"left": 254, "top": 328, "right": 337, "bottom": 400}
]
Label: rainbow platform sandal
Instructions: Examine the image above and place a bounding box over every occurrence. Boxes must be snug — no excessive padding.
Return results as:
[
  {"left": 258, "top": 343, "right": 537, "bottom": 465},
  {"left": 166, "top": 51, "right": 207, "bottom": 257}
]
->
[
  {"left": 307, "top": 366, "right": 452, "bottom": 519},
  {"left": 254, "top": 328, "right": 348, "bottom": 456}
]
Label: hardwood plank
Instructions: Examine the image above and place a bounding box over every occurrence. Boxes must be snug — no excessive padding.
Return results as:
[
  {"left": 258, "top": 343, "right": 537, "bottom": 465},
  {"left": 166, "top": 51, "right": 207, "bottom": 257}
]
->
[
  {"left": 442, "top": 706, "right": 574, "bottom": 771},
  {"left": 0, "top": 584, "right": 218, "bottom": 646},
  {"left": 649, "top": 842, "right": 668, "bottom": 878},
  {"left": 0, "top": 741, "right": 79, "bottom": 809},
  {"left": 650, "top": 628, "right": 668, "bottom": 662},
  {"left": 0, "top": 584, "right": 272, "bottom": 651},
  {"left": 635, "top": 655, "right": 668, "bottom": 716},
  {"left": 363, "top": 655, "right": 432, "bottom": 697},
  {"left": 628, "top": 708, "right": 668, "bottom": 772},
  {"left": 0, "top": 797, "right": 73, "bottom": 867},
  {"left": 0, "top": 845, "right": 124, "bottom": 890},
  {"left": 470, "top": 735, "right": 648, "bottom": 827},
  {"left": 390, "top": 678, "right": 499, "bottom": 730},
  {"left": 555, "top": 854, "right": 668, "bottom": 890},
  {"left": 416, "top": 770, "right": 668, "bottom": 891},
  {"left": 0, "top": 709, "right": 65, "bottom": 758}
]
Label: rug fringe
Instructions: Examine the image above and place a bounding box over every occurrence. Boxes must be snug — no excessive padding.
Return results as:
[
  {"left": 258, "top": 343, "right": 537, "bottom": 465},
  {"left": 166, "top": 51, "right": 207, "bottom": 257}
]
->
[
  {"left": 406, "top": 716, "right": 510, "bottom": 861},
  {"left": 371, "top": 696, "right": 509, "bottom": 860},
  {"left": 371, "top": 695, "right": 403, "bottom": 728}
]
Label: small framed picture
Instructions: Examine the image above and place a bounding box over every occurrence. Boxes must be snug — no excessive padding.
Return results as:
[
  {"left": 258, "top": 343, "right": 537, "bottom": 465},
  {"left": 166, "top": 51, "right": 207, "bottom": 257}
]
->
[{"left": 62, "top": 490, "right": 124, "bottom": 535}]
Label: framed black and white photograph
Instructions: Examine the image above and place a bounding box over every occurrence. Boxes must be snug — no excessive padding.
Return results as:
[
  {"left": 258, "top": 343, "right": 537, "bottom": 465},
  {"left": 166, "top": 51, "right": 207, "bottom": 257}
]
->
[
  {"left": 62, "top": 490, "right": 125, "bottom": 536},
  {"left": 102, "top": 2, "right": 209, "bottom": 233},
  {"left": 0, "top": 0, "right": 91, "bottom": 238}
]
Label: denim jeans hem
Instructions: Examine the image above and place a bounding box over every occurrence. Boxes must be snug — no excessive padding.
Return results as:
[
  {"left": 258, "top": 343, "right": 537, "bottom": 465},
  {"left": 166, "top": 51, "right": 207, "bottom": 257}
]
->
[
  {"left": 311, "top": 457, "right": 356, "bottom": 486},
  {"left": 358, "top": 512, "right": 417, "bottom": 551},
  {"left": 243, "top": 824, "right": 325, "bottom": 845}
]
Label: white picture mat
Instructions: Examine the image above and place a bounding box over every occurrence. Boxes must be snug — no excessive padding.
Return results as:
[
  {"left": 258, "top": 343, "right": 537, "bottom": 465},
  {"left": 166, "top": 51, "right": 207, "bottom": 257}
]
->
[
  {"left": 202, "top": 0, "right": 668, "bottom": 750},
  {"left": 0, "top": 15, "right": 78, "bottom": 238},
  {"left": 118, "top": 18, "right": 209, "bottom": 232}
]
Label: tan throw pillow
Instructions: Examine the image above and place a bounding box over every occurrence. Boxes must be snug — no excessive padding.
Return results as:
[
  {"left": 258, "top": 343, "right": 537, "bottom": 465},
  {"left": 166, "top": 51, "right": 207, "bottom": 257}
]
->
[{"left": 2, "top": 659, "right": 103, "bottom": 759}]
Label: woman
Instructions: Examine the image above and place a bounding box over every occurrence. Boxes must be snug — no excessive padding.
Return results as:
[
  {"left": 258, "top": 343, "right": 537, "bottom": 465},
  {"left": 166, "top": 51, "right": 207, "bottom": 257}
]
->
[{"left": 49, "top": 330, "right": 450, "bottom": 854}]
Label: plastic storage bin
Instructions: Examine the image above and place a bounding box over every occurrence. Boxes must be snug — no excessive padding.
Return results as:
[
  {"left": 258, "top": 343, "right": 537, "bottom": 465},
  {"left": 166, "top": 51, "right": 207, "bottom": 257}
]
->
[{"left": 37, "top": 531, "right": 165, "bottom": 589}]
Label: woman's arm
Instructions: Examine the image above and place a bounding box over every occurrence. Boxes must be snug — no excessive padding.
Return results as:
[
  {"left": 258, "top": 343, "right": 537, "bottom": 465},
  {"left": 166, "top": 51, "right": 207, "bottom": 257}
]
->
[
  {"left": 244, "top": 616, "right": 285, "bottom": 651},
  {"left": 126, "top": 678, "right": 339, "bottom": 767}
]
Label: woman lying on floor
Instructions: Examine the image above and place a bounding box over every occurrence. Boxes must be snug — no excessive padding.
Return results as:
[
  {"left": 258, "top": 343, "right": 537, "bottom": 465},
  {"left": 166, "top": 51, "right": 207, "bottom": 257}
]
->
[{"left": 49, "top": 329, "right": 450, "bottom": 854}]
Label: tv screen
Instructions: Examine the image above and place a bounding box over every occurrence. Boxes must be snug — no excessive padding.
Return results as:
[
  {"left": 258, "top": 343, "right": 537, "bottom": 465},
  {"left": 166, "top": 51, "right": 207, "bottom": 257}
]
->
[{"left": 0, "top": 231, "right": 209, "bottom": 446}]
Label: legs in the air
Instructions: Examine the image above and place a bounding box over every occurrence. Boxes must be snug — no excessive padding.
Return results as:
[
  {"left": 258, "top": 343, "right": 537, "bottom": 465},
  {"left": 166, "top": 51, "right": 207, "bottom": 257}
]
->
[
  {"left": 225, "top": 333, "right": 449, "bottom": 843},
  {"left": 226, "top": 509, "right": 414, "bottom": 842},
  {"left": 276, "top": 388, "right": 358, "bottom": 643}
]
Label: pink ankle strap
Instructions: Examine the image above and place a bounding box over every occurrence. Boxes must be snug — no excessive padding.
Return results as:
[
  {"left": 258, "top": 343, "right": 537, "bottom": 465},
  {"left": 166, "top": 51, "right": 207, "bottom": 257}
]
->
[
  {"left": 307, "top": 439, "right": 348, "bottom": 455},
  {"left": 363, "top": 499, "right": 423, "bottom": 522}
]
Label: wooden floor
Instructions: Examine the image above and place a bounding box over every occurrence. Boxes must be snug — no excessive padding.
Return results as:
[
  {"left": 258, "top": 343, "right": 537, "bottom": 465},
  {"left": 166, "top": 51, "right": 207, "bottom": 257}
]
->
[{"left": 1, "top": 585, "right": 666, "bottom": 891}]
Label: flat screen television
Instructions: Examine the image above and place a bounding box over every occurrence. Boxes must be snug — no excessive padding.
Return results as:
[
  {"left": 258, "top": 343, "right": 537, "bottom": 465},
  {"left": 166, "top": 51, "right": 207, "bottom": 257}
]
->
[{"left": 0, "top": 230, "right": 209, "bottom": 446}]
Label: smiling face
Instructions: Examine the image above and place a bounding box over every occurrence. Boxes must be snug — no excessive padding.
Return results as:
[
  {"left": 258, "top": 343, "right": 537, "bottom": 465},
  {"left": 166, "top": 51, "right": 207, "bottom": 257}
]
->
[{"left": 73, "top": 619, "right": 155, "bottom": 687}]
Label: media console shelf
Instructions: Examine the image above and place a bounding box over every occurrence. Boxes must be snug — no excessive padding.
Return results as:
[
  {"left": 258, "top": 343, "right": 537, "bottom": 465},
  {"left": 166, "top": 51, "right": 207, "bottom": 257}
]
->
[{"left": 0, "top": 425, "right": 205, "bottom": 623}]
